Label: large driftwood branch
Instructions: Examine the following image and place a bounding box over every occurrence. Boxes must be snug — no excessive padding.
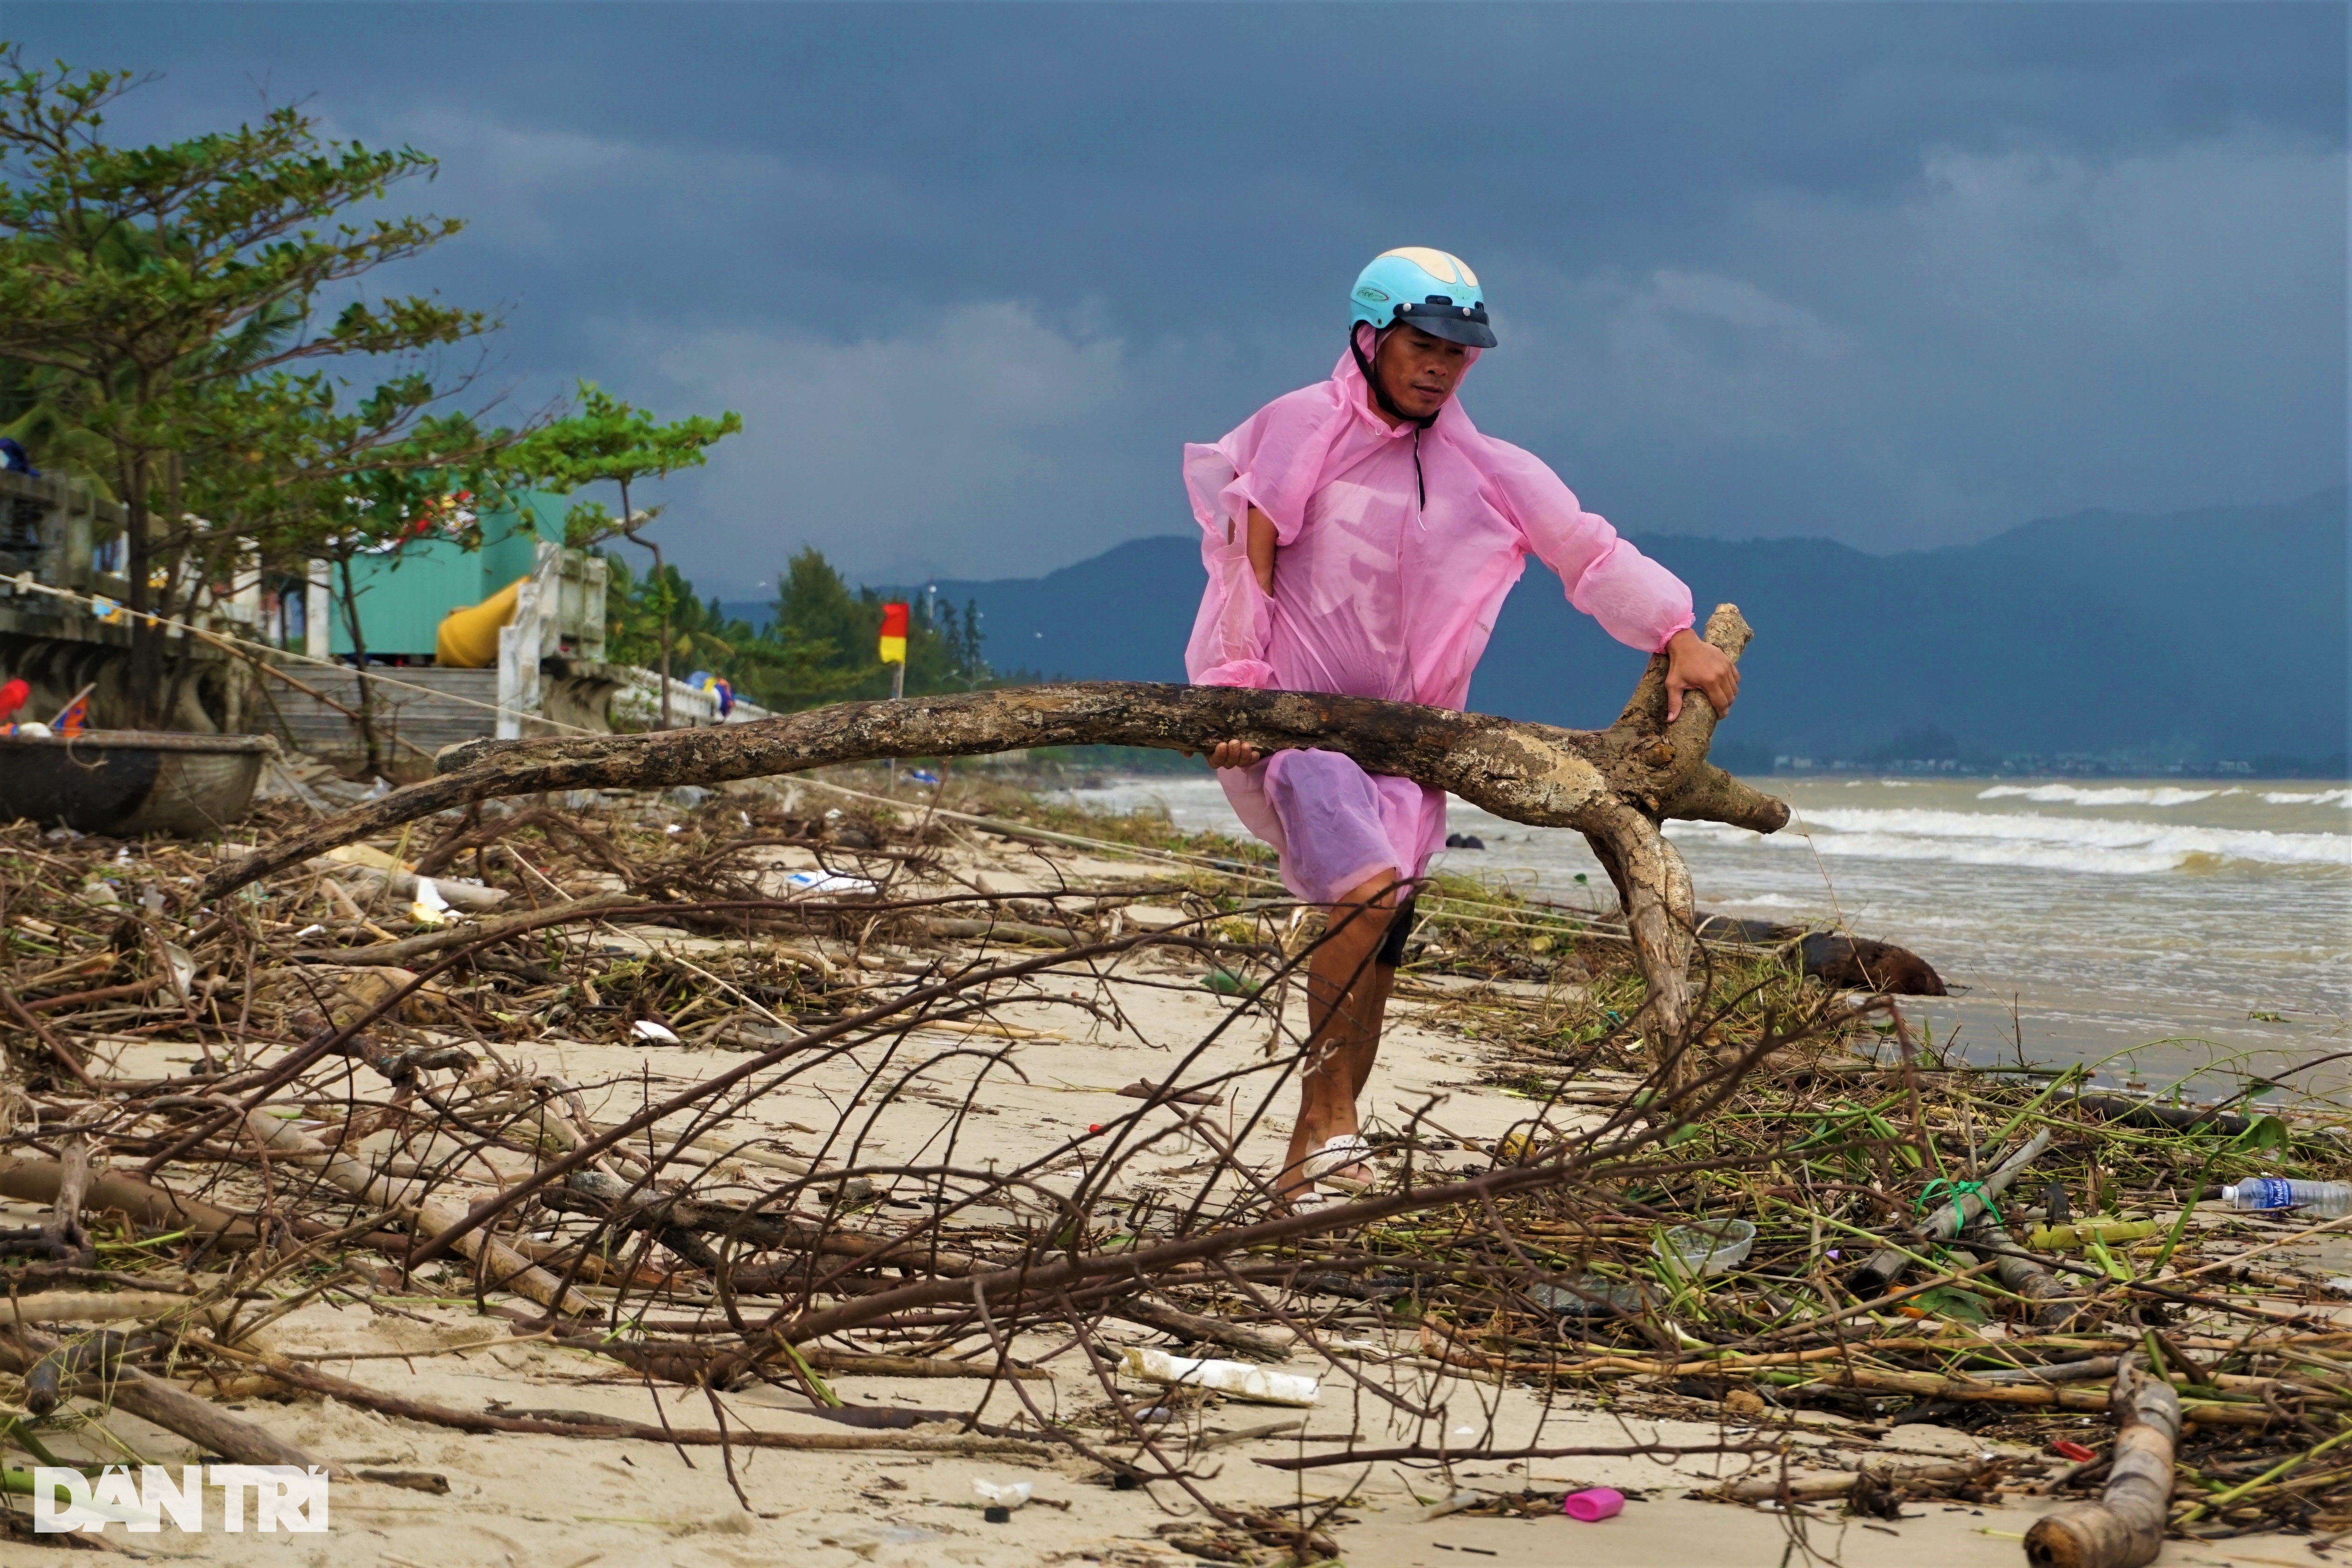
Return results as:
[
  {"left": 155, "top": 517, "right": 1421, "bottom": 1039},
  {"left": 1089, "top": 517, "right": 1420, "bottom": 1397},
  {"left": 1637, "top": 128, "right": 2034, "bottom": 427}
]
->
[{"left": 202, "top": 604, "right": 1786, "bottom": 1050}]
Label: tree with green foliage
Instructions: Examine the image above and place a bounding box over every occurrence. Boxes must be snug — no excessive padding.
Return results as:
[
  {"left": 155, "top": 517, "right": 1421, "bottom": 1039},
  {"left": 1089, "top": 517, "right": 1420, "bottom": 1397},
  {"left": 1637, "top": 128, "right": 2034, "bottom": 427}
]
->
[
  {"left": 577, "top": 546, "right": 1001, "bottom": 718},
  {"left": 762, "top": 547, "right": 999, "bottom": 705},
  {"left": 212, "top": 375, "right": 518, "bottom": 773},
  {"left": 0, "top": 49, "right": 506, "bottom": 723},
  {"left": 519, "top": 381, "right": 740, "bottom": 728},
  {"left": 600, "top": 554, "right": 862, "bottom": 719}
]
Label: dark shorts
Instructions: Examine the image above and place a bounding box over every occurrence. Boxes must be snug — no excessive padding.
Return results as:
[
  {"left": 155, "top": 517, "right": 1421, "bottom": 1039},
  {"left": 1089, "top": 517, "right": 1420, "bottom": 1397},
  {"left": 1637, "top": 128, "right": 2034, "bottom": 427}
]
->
[{"left": 1377, "top": 896, "right": 1418, "bottom": 968}]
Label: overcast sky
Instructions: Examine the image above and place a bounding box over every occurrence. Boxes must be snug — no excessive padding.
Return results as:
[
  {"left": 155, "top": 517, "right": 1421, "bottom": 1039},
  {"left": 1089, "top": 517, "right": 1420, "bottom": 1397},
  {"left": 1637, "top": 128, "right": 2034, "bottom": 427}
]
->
[{"left": 16, "top": 3, "right": 2348, "bottom": 589}]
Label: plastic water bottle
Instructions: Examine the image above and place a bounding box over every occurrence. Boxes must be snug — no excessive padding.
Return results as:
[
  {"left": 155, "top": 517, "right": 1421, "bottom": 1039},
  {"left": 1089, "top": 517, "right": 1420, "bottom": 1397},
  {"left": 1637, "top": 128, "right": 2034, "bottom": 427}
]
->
[{"left": 2224, "top": 1178, "right": 2352, "bottom": 1218}]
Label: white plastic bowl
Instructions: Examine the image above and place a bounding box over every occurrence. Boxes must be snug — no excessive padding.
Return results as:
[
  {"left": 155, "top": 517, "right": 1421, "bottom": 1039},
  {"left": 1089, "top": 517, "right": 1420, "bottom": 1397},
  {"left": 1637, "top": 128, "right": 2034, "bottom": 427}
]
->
[{"left": 1653, "top": 1219, "right": 1757, "bottom": 1278}]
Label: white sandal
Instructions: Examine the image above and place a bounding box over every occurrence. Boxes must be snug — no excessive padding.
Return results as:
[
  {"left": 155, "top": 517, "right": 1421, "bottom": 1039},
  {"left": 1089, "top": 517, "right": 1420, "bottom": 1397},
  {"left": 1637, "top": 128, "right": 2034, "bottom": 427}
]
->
[{"left": 1302, "top": 1134, "right": 1375, "bottom": 1193}]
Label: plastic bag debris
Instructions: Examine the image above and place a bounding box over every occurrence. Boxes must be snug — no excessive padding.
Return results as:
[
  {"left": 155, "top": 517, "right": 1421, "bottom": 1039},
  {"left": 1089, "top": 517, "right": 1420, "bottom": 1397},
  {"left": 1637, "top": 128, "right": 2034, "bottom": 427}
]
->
[
  {"left": 409, "top": 877, "right": 453, "bottom": 927},
  {"left": 1120, "top": 1346, "right": 1318, "bottom": 1406},
  {"left": 784, "top": 870, "right": 878, "bottom": 897}
]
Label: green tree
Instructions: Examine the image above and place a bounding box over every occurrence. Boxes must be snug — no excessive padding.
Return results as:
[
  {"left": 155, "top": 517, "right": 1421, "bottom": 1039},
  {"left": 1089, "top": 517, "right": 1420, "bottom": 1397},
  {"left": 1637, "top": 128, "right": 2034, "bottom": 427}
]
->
[
  {"left": 586, "top": 546, "right": 1002, "bottom": 718},
  {"left": 771, "top": 546, "right": 869, "bottom": 673},
  {"left": 0, "top": 50, "right": 498, "bottom": 722},
  {"left": 519, "top": 382, "right": 740, "bottom": 728},
  {"left": 600, "top": 555, "right": 859, "bottom": 718},
  {"left": 168, "top": 359, "right": 540, "bottom": 772},
  {"left": 761, "top": 548, "right": 999, "bottom": 706}
]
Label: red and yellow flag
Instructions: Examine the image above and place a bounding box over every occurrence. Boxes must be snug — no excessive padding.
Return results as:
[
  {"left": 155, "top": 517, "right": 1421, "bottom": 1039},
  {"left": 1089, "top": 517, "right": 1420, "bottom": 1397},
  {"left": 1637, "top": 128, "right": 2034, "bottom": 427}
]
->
[{"left": 878, "top": 601, "right": 909, "bottom": 665}]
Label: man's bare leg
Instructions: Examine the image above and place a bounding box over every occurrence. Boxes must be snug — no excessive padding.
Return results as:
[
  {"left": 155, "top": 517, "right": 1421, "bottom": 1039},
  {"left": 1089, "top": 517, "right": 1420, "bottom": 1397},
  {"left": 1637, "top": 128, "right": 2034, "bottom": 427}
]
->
[{"left": 1279, "top": 870, "right": 1404, "bottom": 1205}]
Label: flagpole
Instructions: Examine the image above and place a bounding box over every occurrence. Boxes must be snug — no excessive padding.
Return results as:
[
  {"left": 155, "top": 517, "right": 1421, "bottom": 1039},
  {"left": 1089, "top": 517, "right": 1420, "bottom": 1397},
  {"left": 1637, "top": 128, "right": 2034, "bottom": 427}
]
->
[{"left": 881, "top": 601, "right": 909, "bottom": 788}]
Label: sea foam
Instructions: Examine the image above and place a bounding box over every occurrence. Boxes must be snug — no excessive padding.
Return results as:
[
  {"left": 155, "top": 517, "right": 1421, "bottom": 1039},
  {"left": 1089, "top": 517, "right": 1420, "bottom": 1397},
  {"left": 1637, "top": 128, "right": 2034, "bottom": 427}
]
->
[{"left": 1669, "top": 807, "right": 2350, "bottom": 875}]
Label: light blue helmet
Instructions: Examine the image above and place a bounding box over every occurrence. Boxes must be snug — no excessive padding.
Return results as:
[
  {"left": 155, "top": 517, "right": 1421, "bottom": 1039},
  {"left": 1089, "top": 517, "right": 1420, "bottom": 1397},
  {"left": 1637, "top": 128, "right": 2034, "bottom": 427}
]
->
[{"left": 1349, "top": 247, "right": 1495, "bottom": 348}]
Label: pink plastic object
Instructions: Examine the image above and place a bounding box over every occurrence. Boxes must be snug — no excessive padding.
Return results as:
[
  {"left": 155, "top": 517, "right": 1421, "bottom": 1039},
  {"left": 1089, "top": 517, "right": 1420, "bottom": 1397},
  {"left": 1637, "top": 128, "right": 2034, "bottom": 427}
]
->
[
  {"left": 1561, "top": 1488, "right": 1624, "bottom": 1522},
  {"left": 1182, "top": 342, "right": 1694, "bottom": 902}
]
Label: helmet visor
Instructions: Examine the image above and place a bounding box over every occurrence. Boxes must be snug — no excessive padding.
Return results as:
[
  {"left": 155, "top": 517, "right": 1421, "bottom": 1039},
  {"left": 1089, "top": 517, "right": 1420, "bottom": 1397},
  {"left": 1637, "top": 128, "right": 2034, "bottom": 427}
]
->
[{"left": 1391, "top": 300, "right": 1497, "bottom": 348}]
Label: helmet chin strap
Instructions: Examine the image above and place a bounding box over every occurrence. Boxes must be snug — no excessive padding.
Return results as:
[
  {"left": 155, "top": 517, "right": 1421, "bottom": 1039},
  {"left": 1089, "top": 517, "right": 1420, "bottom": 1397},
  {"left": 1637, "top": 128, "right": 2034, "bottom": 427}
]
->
[{"left": 1352, "top": 322, "right": 1433, "bottom": 510}]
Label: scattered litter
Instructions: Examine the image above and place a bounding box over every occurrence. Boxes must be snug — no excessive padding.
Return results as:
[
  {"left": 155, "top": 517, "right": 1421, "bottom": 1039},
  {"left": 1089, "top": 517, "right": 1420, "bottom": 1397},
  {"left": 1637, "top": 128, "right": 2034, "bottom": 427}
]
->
[
  {"left": 1120, "top": 1347, "right": 1319, "bottom": 1407},
  {"left": 409, "top": 877, "right": 453, "bottom": 927},
  {"left": 972, "top": 1479, "right": 1031, "bottom": 1511},
  {"left": 1530, "top": 1275, "right": 1653, "bottom": 1320},
  {"left": 1653, "top": 1219, "right": 1757, "bottom": 1278},
  {"left": 1562, "top": 1487, "right": 1624, "bottom": 1522},
  {"left": 2225, "top": 1178, "right": 2352, "bottom": 1217},
  {"left": 14, "top": 730, "right": 2352, "bottom": 1561},
  {"left": 784, "top": 870, "right": 878, "bottom": 896}
]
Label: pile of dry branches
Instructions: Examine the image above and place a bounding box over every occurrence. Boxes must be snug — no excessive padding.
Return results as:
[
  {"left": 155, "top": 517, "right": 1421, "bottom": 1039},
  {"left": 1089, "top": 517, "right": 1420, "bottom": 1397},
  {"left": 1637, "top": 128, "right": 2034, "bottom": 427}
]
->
[{"left": 5, "top": 612, "right": 2350, "bottom": 1566}]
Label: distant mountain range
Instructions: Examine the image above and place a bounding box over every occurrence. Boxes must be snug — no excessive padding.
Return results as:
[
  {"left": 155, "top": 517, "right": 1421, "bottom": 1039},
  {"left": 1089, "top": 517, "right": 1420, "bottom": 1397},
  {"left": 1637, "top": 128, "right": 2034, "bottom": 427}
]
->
[{"left": 728, "top": 487, "right": 2349, "bottom": 773}]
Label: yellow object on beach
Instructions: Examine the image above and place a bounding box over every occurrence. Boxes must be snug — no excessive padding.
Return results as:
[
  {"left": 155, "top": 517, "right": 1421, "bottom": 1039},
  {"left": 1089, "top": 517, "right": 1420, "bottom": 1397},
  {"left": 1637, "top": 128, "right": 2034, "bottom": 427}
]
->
[
  {"left": 434, "top": 575, "right": 526, "bottom": 668},
  {"left": 324, "top": 843, "right": 411, "bottom": 874},
  {"left": 2025, "top": 1218, "right": 2158, "bottom": 1251}
]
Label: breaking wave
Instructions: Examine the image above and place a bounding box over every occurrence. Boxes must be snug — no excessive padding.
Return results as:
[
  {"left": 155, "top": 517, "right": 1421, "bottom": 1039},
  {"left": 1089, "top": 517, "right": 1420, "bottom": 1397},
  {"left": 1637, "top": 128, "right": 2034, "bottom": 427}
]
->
[
  {"left": 1977, "top": 784, "right": 2234, "bottom": 808},
  {"left": 2263, "top": 788, "right": 2352, "bottom": 808},
  {"left": 1668, "top": 807, "right": 2351, "bottom": 875}
]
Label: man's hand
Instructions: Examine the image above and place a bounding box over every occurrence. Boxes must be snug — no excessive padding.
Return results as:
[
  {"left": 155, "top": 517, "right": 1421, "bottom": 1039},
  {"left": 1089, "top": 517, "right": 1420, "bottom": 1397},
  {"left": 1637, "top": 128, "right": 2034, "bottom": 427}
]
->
[
  {"left": 1663, "top": 628, "right": 1739, "bottom": 722},
  {"left": 1207, "top": 741, "right": 1261, "bottom": 769}
]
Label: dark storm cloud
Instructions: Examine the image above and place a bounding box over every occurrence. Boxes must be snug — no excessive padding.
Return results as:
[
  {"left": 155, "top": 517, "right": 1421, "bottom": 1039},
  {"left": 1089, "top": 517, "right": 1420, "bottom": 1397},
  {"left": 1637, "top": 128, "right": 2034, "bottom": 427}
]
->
[{"left": 11, "top": 3, "right": 2345, "bottom": 586}]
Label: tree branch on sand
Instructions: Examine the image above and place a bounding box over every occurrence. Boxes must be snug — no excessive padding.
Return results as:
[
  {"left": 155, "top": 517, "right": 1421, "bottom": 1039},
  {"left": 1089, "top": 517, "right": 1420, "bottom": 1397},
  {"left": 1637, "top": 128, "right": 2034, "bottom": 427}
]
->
[{"left": 201, "top": 604, "right": 1787, "bottom": 1068}]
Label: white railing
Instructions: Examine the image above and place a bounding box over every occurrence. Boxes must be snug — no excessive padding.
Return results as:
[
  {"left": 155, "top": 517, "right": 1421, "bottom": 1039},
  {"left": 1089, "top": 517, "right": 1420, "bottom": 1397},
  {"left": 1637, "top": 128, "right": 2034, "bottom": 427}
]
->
[
  {"left": 496, "top": 544, "right": 612, "bottom": 740},
  {"left": 608, "top": 665, "right": 773, "bottom": 730}
]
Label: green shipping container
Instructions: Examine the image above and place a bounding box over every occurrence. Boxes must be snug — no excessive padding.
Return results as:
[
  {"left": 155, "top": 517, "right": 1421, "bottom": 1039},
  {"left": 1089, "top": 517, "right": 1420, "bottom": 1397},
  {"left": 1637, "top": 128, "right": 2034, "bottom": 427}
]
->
[{"left": 326, "top": 492, "right": 566, "bottom": 658}]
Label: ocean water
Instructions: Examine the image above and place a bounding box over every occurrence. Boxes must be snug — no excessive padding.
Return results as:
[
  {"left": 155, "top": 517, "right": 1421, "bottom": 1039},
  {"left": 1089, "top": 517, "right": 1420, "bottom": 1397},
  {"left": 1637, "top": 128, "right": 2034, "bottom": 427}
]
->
[{"left": 1053, "top": 774, "right": 2352, "bottom": 1098}]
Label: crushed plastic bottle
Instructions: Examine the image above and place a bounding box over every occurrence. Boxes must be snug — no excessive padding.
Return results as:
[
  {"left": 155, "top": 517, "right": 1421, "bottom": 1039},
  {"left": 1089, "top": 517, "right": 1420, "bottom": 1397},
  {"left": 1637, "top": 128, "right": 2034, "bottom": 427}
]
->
[
  {"left": 1119, "top": 1346, "right": 1319, "bottom": 1406},
  {"left": 2223, "top": 1178, "right": 2352, "bottom": 1218}
]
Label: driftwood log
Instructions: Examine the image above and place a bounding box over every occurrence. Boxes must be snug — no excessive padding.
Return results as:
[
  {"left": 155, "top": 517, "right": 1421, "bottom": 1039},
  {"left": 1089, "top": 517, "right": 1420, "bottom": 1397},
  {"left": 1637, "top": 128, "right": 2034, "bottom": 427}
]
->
[
  {"left": 0, "top": 1323, "right": 333, "bottom": 1472},
  {"left": 203, "top": 605, "right": 1788, "bottom": 1062},
  {"left": 2024, "top": 1362, "right": 2182, "bottom": 1568},
  {"left": 1960, "top": 1218, "right": 2083, "bottom": 1330}
]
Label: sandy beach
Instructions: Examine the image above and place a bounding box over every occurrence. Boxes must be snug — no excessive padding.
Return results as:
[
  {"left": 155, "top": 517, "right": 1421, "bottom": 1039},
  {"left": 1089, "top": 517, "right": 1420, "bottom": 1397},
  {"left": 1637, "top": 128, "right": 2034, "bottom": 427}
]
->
[{"left": 5, "top": 767, "right": 2348, "bottom": 1566}]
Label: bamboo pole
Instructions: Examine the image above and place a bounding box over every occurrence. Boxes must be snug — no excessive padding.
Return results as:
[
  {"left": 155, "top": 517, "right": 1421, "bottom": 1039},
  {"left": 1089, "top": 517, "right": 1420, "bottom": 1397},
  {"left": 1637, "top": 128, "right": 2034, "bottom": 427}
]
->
[{"left": 2024, "top": 1361, "right": 2183, "bottom": 1568}]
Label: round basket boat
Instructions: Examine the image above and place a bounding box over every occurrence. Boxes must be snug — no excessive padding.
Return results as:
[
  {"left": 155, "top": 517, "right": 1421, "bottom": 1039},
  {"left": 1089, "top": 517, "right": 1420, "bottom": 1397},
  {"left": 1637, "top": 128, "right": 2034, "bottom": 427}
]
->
[{"left": 0, "top": 730, "right": 276, "bottom": 836}]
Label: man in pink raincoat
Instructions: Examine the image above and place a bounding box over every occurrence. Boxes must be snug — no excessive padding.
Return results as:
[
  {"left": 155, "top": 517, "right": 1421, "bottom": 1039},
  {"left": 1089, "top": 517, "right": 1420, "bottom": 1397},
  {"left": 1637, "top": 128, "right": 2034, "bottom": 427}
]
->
[{"left": 1184, "top": 246, "right": 1740, "bottom": 1206}]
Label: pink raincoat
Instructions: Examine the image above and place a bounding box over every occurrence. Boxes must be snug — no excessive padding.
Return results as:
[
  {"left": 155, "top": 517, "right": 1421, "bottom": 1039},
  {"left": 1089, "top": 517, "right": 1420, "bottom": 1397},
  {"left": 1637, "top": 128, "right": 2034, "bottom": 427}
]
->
[{"left": 1183, "top": 343, "right": 1695, "bottom": 903}]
